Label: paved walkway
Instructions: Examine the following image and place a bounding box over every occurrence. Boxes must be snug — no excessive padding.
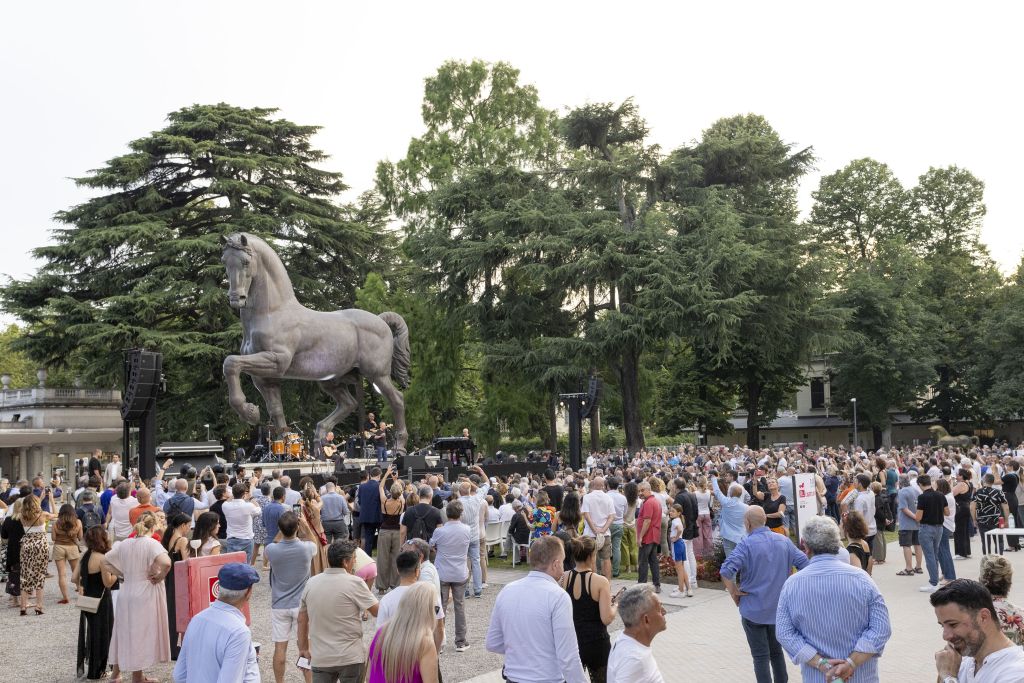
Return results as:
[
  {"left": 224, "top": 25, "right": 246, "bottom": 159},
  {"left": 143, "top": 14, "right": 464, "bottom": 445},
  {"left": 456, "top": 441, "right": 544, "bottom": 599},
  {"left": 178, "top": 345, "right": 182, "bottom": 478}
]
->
[{"left": 468, "top": 538, "right": 1024, "bottom": 682}]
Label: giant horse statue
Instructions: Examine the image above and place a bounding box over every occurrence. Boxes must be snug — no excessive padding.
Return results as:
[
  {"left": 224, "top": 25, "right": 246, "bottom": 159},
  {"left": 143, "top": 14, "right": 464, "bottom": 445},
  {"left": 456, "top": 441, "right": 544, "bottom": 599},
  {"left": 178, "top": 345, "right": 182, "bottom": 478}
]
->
[
  {"left": 221, "top": 233, "right": 410, "bottom": 454},
  {"left": 929, "top": 425, "right": 979, "bottom": 450}
]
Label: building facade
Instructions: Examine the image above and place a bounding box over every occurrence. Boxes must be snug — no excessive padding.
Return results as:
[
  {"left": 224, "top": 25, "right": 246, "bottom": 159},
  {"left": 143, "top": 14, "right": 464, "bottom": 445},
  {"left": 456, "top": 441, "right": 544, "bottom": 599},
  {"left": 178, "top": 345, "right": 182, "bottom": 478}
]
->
[{"left": 0, "top": 380, "right": 123, "bottom": 483}]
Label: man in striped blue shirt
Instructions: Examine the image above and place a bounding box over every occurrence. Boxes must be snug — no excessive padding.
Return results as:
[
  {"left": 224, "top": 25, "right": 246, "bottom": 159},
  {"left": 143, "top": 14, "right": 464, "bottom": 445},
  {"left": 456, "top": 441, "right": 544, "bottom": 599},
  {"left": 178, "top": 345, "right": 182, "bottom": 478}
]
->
[{"left": 776, "top": 516, "right": 892, "bottom": 682}]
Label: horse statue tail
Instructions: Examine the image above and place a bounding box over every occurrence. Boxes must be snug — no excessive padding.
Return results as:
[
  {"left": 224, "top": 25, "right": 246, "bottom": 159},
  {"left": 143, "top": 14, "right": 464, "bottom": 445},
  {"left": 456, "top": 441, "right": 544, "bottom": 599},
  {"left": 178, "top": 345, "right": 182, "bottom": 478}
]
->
[
  {"left": 970, "top": 435, "right": 980, "bottom": 446},
  {"left": 379, "top": 312, "right": 411, "bottom": 389}
]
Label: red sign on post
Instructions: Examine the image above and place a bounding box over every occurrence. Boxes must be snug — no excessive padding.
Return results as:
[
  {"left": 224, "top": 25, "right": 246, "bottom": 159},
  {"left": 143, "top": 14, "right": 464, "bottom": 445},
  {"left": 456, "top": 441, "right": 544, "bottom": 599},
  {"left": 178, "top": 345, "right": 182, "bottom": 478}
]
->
[{"left": 208, "top": 575, "right": 220, "bottom": 603}]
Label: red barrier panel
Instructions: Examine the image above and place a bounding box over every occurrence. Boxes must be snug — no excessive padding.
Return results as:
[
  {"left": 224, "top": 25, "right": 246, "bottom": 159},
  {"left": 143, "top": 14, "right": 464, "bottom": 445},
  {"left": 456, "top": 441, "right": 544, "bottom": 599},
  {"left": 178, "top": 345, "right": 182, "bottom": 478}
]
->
[{"left": 174, "top": 551, "right": 251, "bottom": 635}]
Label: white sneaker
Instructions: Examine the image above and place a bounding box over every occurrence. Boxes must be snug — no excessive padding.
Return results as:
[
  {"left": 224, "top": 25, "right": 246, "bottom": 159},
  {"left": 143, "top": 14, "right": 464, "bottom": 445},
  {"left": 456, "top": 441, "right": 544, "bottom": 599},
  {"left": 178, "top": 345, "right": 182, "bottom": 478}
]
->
[
  {"left": 455, "top": 644, "right": 471, "bottom": 653},
  {"left": 954, "top": 555, "right": 966, "bottom": 560},
  {"left": 920, "top": 585, "right": 938, "bottom": 593},
  {"left": 669, "top": 589, "right": 684, "bottom": 598},
  {"left": 481, "top": 583, "right": 488, "bottom": 589},
  {"left": 686, "top": 590, "right": 694, "bottom": 597}
]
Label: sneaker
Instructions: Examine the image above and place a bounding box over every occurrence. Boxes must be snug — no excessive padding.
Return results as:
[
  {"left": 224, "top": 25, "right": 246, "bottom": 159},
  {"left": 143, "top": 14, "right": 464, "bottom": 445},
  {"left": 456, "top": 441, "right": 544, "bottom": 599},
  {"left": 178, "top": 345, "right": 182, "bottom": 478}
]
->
[
  {"left": 669, "top": 589, "right": 684, "bottom": 598},
  {"left": 481, "top": 583, "right": 488, "bottom": 589},
  {"left": 919, "top": 585, "right": 938, "bottom": 593},
  {"left": 464, "top": 591, "right": 470, "bottom": 598},
  {"left": 654, "top": 585, "right": 661, "bottom": 594},
  {"left": 473, "top": 592, "right": 483, "bottom": 598},
  {"left": 686, "top": 590, "right": 694, "bottom": 598},
  {"left": 954, "top": 555, "right": 966, "bottom": 560},
  {"left": 455, "top": 644, "right": 470, "bottom": 653}
]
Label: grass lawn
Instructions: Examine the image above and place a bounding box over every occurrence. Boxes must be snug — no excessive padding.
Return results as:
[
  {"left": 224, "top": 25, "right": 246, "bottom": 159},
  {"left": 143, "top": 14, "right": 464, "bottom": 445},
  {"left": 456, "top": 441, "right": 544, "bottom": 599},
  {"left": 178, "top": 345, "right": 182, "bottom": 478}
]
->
[{"left": 484, "top": 551, "right": 725, "bottom": 589}]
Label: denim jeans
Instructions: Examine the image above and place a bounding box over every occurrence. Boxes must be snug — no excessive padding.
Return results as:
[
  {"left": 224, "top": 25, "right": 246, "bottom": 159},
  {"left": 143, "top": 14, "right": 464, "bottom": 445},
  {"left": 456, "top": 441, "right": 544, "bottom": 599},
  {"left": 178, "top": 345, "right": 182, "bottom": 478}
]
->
[
  {"left": 741, "top": 617, "right": 789, "bottom": 683},
  {"left": 920, "top": 524, "right": 943, "bottom": 586},
  {"left": 224, "top": 537, "right": 254, "bottom": 563},
  {"left": 938, "top": 526, "right": 956, "bottom": 582},
  {"left": 723, "top": 538, "right": 738, "bottom": 557},
  {"left": 610, "top": 523, "right": 624, "bottom": 576},
  {"left": 466, "top": 538, "right": 482, "bottom": 594}
]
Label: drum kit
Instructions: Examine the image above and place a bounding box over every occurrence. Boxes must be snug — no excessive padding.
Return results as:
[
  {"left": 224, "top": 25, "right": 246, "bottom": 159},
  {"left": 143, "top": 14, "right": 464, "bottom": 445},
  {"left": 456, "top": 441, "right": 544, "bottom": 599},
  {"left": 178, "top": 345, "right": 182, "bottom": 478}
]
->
[{"left": 248, "top": 427, "right": 310, "bottom": 463}]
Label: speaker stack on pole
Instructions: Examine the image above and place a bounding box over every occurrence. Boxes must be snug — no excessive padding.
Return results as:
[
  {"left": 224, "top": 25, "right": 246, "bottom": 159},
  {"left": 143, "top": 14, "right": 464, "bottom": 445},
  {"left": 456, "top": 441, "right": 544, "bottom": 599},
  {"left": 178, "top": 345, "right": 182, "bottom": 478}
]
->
[
  {"left": 121, "top": 349, "right": 163, "bottom": 480},
  {"left": 561, "top": 376, "right": 602, "bottom": 472}
]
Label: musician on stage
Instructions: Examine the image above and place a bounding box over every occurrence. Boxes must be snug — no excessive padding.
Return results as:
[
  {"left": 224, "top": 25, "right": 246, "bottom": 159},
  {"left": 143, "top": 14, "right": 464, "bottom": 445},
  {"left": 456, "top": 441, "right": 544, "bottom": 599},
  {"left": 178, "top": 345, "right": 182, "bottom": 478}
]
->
[
  {"left": 365, "top": 412, "right": 388, "bottom": 463},
  {"left": 322, "top": 431, "right": 344, "bottom": 468}
]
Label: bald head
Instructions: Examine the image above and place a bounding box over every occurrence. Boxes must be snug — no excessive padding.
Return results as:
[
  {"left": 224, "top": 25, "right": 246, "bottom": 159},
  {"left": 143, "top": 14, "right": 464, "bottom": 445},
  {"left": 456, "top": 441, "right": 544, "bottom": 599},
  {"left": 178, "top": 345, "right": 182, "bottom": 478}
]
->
[
  {"left": 591, "top": 477, "right": 606, "bottom": 491},
  {"left": 744, "top": 506, "right": 767, "bottom": 531},
  {"left": 174, "top": 478, "right": 188, "bottom": 493},
  {"left": 136, "top": 488, "right": 152, "bottom": 505}
]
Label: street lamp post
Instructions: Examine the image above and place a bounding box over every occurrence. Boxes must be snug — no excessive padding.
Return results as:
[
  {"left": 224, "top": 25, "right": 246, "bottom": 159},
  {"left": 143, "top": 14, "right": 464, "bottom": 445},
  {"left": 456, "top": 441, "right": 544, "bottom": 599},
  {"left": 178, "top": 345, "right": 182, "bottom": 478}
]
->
[
  {"left": 850, "top": 398, "right": 858, "bottom": 449},
  {"left": 204, "top": 423, "right": 211, "bottom": 441}
]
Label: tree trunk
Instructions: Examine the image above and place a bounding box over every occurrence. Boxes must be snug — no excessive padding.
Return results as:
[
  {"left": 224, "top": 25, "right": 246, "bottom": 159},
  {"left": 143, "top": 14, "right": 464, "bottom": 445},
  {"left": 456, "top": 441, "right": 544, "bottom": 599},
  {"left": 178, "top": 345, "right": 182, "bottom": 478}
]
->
[
  {"left": 548, "top": 397, "right": 558, "bottom": 453},
  {"left": 590, "top": 406, "right": 601, "bottom": 452},
  {"left": 620, "top": 348, "right": 645, "bottom": 452},
  {"left": 745, "top": 381, "right": 762, "bottom": 449}
]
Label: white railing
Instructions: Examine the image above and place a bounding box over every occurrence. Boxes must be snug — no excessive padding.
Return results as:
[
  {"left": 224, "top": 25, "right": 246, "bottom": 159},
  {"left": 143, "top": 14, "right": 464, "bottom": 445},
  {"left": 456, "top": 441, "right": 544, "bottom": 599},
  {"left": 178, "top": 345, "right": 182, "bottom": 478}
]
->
[{"left": 0, "top": 388, "right": 121, "bottom": 406}]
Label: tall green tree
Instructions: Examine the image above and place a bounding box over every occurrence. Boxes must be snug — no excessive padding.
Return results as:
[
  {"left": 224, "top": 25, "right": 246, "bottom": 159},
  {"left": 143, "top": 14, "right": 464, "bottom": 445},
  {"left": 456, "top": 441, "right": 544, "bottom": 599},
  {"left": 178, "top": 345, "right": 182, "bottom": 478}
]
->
[
  {"left": 378, "top": 60, "right": 567, "bottom": 448},
  {"left": 810, "top": 158, "right": 910, "bottom": 266},
  {"left": 910, "top": 166, "right": 999, "bottom": 427},
  {"left": 558, "top": 99, "right": 667, "bottom": 451},
  {"left": 670, "top": 115, "right": 835, "bottom": 448},
  {"left": 2, "top": 103, "right": 380, "bottom": 440},
  {"left": 973, "top": 259, "right": 1024, "bottom": 420},
  {"left": 828, "top": 243, "right": 937, "bottom": 448}
]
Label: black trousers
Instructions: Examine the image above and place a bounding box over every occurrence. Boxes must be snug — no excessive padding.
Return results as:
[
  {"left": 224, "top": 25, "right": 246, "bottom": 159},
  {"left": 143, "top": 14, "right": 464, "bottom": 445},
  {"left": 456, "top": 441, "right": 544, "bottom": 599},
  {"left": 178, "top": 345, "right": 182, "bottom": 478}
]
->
[
  {"left": 953, "top": 504, "right": 972, "bottom": 557},
  {"left": 638, "top": 542, "right": 661, "bottom": 587}
]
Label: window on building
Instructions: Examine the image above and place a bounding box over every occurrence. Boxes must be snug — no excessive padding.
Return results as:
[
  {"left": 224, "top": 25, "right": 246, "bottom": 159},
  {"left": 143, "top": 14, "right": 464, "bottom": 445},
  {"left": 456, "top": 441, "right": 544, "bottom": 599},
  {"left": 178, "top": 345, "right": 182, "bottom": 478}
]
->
[{"left": 810, "top": 377, "right": 825, "bottom": 410}]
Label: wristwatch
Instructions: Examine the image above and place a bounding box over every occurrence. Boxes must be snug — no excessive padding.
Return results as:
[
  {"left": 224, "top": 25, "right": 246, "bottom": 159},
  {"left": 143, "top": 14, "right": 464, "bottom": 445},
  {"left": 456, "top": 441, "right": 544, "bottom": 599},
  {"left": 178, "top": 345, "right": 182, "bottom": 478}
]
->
[{"left": 943, "top": 676, "right": 959, "bottom": 683}]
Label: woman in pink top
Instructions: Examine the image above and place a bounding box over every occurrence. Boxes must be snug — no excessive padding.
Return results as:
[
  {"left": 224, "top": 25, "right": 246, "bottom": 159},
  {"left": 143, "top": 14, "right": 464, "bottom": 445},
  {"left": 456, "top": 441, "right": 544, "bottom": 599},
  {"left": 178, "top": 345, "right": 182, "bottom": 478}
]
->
[{"left": 367, "top": 582, "right": 439, "bottom": 683}]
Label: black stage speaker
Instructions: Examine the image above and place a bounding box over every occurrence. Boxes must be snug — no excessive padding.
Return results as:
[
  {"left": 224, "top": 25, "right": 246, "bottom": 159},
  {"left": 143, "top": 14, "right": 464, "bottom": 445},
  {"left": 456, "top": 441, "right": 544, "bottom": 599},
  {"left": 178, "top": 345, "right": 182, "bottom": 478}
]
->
[
  {"left": 121, "top": 350, "right": 162, "bottom": 421},
  {"left": 284, "top": 468, "right": 301, "bottom": 489},
  {"left": 401, "top": 454, "right": 427, "bottom": 470}
]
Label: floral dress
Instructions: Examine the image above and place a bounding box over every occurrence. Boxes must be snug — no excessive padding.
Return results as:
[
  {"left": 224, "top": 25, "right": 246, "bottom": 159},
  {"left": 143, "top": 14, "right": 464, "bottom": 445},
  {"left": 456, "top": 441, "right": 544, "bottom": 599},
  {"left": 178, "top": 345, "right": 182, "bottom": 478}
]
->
[
  {"left": 252, "top": 495, "right": 269, "bottom": 545},
  {"left": 530, "top": 505, "right": 556, "bottom": 540},
  {"left": 995, "top": 597, "right": 1024, "bottom": 646}
]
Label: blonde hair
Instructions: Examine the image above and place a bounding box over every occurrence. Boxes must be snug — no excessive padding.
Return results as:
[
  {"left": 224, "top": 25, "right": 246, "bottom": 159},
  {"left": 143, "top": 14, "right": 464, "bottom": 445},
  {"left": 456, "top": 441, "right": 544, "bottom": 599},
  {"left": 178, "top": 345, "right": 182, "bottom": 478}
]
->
[
  {"left": 980, "top": 554, "right": 1014, "bottom": 597},
  {"left": 390, "top": 483, "right": 403, "bottom": 500},
  {"left": 649, "top": 476, "right": 665, "bottom": 494},
  {"left": 133, "top": 510, "right": 160, "bottom": 537},
  {"left": 20, "top": 494, "right": 42, "bottom": 522},
  {"left": 372, "top": 582, "right": 435, "bottom": 682}
]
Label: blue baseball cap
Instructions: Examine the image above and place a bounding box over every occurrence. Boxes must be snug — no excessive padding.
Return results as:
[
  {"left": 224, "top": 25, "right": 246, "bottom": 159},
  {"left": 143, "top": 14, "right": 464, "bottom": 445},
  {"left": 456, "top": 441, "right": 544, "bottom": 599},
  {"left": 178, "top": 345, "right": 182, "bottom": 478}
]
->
[{"left": 218, "top": 562, "right": 261, "bottom": 590}]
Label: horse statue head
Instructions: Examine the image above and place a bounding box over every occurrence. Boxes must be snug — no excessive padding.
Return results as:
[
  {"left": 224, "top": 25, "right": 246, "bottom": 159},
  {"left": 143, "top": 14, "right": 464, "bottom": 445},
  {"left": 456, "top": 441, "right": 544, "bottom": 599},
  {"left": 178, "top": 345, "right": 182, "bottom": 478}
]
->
[
  {"left": 222, "top": 233, "right": 257, "bottom": 309},
  {"left": 929, "top": 425, "right": 951, "bottom": 439}
]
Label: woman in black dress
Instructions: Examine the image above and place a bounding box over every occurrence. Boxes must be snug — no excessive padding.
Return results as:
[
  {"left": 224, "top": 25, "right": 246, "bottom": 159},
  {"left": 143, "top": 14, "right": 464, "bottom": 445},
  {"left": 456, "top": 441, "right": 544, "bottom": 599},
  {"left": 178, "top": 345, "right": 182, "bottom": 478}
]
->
[
  {"left": 952, "top": 469, "right": 974, "bottom": 559},
  {"left": 843, "top": 510, "right": 874, "bottom": 575},
  {"left": 559, "top": 536, "right": 618, "bottom": 683},
  {"left": 1, "top": 498, "right": 25, "bottom": 607},
  {"left": 1002, "top": 461, "right": 1022, "bottom": 551},
  {"left": 73, "top": 526, "right": 119, "bottom": 680},
  {"left": 161, "top": 513, "right": 192, "bottom": 660}
]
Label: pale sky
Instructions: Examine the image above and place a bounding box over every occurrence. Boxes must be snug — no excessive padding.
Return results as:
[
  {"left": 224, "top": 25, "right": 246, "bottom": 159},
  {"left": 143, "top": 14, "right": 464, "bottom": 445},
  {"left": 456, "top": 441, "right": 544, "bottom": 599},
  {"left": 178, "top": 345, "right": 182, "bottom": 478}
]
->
[{"left": 2, "top": 1, "right": 1022, "bottom": 290}]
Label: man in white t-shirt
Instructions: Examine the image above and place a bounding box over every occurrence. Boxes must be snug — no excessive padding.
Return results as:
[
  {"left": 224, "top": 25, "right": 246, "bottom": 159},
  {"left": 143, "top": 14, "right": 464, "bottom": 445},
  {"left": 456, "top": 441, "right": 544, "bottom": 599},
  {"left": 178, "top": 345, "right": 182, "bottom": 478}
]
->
[
  {"left": 851, "top": 473, "right": 878, "bottom": 547},
  {"left": 581, "top": 477, "right": 616, "bottom": 580},
  {"left": 106, "top": 481, "right": 140, "bottom": 541},
  {"left": 222, "top": 482, "right": 261, "bottom": 563},
  {"left": 932, "top": 578, "right": 1024, "bottom": 683},
  {"left": 376, "top": 550, "right": 444, "bottom": 646},
  {"left": 608, "top": 585, "right": 666, "bottom": 683}
]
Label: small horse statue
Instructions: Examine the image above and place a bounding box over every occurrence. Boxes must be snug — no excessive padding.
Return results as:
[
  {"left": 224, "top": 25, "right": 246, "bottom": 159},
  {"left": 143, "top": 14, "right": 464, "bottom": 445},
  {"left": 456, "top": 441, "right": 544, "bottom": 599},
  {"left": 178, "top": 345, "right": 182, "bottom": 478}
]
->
[
  {"left": 929, "top": 425, "right": 979, "bottom": 450},
  {"left": 221, "top": 233, "right": 410, "bottom": 454}
]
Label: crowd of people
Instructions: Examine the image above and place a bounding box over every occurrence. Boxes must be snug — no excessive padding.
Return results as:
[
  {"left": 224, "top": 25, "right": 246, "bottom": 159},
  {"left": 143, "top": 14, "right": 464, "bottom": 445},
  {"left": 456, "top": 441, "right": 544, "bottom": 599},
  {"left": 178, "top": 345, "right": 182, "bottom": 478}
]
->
[{"left": 4, "top": 440, "right": 1024, "bottom": 681}]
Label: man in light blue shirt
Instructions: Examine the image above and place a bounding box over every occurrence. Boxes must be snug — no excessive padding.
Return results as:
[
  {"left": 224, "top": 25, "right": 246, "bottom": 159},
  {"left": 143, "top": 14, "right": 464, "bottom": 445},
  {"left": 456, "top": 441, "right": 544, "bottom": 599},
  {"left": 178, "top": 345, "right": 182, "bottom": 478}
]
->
[
  {"left": 896, "top": 474, "right": 923, "bottom": 576},
  {"left": 174, "top": 562, "right": 260, "bottom": 683},
  {"left": 711, "top": 475, "right": 749, "bottom": 556},
  {"left": 721, "top": 506, "right": 808, "bottom": 683},
  {"left": 776, "top": 516, "right": 891, "bottom": 683},
  {"left": 485, "top": 535, "right": 588, "bottom": 683},
  {"left": 429, "top": 500, "right": 473, "bottom": 652},
  {"left": 319, "top": 483, "right": 350, "bottom": 543}
]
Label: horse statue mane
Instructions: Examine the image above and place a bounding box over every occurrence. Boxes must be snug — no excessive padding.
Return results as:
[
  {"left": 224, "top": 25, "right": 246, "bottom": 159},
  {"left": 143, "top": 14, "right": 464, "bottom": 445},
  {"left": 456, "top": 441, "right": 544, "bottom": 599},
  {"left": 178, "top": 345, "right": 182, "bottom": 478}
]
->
[{"left": 221, "top": 232, "right": 410, "bottom": 455}]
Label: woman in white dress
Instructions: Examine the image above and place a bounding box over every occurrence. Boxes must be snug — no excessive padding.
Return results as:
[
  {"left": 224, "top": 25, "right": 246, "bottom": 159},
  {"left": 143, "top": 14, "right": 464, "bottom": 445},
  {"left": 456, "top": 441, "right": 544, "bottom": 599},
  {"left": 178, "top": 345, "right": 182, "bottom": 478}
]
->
[{"left": 103, "top": 511, "right": 171, "bottom": 682}]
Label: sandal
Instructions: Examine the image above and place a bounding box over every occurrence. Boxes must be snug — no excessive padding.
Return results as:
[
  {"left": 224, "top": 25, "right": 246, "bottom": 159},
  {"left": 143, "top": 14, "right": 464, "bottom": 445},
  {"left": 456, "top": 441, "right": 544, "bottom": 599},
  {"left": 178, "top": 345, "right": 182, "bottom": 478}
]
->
[
  {"left": 914, "top": 567, "right": 923, "bottom": 574},
  {"left": 895, "top": 569, "right": 915, "bottom": 576}
]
